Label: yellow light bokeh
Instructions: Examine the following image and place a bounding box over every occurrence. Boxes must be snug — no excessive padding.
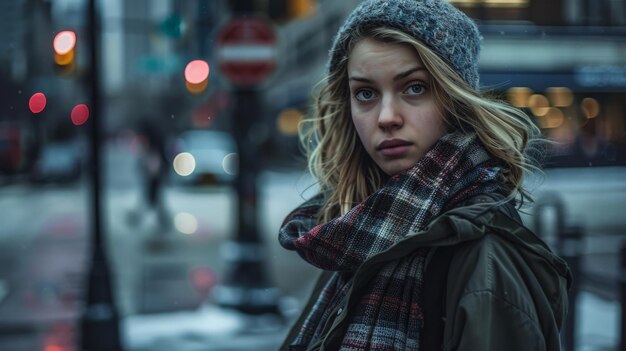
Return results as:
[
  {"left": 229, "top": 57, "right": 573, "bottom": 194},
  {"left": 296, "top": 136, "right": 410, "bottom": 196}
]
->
[
  {"left": 186, "top": 80, "right": 208, "bottom": 94},
  {"left": 288, "top": 0, "right": 317, "bottom": 18},
  {"left": 277, "top": 108, "right": 303, "bottom": 135},
  {"left": 54, "top": 50, "right": 75, "bottom": 66},
  {"left": 173, "top": 152, "right": 196, "bottom": 176},
  {"left": 506, "top": 87, "right": 533, "bottom": 108},
  {"left": 581, "top": 98, "right": 600, "bottom": 119},
  {"left": 528, "top": 94, "right": 550, "bottom": 117},
  {"left": 483, "top": 0, "right": 528, "bottom": 7},
  {"left": 546, "top": 87, "right": 574, "bottom": 107},
  {"left": 538, "top": 108, "right": 565, "bottom": 129}
]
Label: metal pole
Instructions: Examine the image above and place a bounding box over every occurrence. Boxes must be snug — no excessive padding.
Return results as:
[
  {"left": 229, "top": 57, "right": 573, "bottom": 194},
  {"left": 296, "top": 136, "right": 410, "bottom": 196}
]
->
[
  {"left": 620, "top": 243, "right": 626, "bottom": 351},
  {"left": 533, "top": 192, "right": 565, "bottom": 253},
  {"left": 80, "top": 0, "right": 123, "bottom": 349},
  {"left": 560, "top": 225, "right": 582, "bottom": 351},
  {"left": 213, "top": 0, "right": 281, "bottom": 315},
  {"left": 215, "top": 89, "right": 280, "bottom": 315},
  {"left": 534, "top": 193, "right": 571, "bottom": 348}
]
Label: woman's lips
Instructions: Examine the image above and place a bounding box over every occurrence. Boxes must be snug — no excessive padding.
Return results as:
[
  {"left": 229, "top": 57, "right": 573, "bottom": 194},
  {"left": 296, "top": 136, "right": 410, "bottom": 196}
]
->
[
  {"left": 379, "top": 144, "right": 411, "bottom": 157},
  {"left": 377, "top": 139, "right": 412, "bottom": 157}
]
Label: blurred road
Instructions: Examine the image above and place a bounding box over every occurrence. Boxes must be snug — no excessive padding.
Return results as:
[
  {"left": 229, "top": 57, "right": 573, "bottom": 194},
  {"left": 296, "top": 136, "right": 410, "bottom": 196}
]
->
[
  {"left": 0, "top": 142, "right": 320, "bottom": 350},
  {"left": 0, "top": 182, "right": 87, "bottom": 350},
  {"left": 0, "top": 142, "right": 623, "bottom": 350}
]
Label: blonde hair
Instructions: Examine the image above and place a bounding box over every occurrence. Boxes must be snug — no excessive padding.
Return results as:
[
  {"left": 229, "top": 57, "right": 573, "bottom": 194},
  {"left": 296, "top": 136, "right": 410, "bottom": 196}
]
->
[{"left": 300, "top": 27, "right": 541, "bottom": 223}]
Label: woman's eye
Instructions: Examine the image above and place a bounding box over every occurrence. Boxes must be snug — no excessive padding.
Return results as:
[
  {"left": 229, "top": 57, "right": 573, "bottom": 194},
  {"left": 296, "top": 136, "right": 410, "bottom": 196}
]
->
[
  {"left": 355, "top": 89, "right": 376, "bottom": 101},
  {"left": 405, "top": 84, "right": 426, "bottom": 96}
]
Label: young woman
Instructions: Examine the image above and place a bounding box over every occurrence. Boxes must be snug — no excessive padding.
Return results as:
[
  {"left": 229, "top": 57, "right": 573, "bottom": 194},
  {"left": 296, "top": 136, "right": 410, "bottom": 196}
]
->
[{"left": 279, "top": 0, "right": 571, "bottom": 350}]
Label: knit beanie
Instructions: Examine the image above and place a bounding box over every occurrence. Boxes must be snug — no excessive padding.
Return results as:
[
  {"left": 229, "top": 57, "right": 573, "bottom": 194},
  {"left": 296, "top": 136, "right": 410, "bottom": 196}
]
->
[{"left": 328, "top": 0, "right": 482, "bottom": 90}]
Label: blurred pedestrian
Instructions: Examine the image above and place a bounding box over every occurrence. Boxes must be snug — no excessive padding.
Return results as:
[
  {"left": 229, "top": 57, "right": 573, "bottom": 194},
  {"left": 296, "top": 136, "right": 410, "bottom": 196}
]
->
[
  {"left": 131, "top": 119, "right": 170, "bottom": 231},
  {"left": 278, "top": 1, "right": 571, "bottom": 350}
]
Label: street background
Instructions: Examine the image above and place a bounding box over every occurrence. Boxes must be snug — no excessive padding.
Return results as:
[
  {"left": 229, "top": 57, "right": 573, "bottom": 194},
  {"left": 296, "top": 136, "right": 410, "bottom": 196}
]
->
[{"left": 1, "top": 0, "right": 625, "bottom": 350}]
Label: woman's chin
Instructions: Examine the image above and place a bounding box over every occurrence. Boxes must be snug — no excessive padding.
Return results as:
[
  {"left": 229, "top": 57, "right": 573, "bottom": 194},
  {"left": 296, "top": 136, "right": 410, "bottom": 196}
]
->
[{"left": 379, "top": 160, "right": 415, "bottom": 177}]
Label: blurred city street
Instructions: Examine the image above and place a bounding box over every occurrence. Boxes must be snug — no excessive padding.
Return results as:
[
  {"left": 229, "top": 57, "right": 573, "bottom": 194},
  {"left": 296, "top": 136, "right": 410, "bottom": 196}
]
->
[
  {"left": 0, "top": 141, "right": 624, "bottom": 350},
  {"left": 1, "top": 0, "right": 625, "bottom": 350},
  {"left": 0, "top": 141, "right": 321, "bottom": 350}
]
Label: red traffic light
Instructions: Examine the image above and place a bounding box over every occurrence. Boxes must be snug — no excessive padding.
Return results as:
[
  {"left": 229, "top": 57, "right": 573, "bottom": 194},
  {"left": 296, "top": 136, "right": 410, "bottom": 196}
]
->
[
  {"left": 184, "top": 60, "right": 210, "bottom": 94},
  {"left": 53, "top": 31, "right": 76, "bottom": 66}
]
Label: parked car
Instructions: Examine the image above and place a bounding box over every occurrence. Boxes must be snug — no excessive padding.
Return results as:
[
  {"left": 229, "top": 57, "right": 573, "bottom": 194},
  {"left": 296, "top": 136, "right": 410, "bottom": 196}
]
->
[
  {"left": 168, "top": 130, "right": 237, "bottom": 186},
  {"left": 31, "top": 139, "right": 84, "bottom": 183},
  {"left": 0, "top": 124, "right": 23, "bottom": 175}
]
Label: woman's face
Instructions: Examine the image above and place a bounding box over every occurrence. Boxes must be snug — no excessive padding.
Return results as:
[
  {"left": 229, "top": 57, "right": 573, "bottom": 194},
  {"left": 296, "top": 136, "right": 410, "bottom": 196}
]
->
[{"left": 347, "top": 38, "right": 447, "bottom": 176}]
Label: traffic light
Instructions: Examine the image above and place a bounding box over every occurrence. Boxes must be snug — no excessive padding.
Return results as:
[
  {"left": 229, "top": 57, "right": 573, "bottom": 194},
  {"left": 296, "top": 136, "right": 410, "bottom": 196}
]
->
[
  {"left": 159, "top": 14, "right": 186, "bottom": 39},
  {"left": 53, "top": 30, "right": 77, "bottom": 73},
  {"left": 288, "top": 0, "right": 316, "bottom": 19},
  {"left": 184, "top": 60, "right": 210, "bottom": 94},
  {"left": 268, "top": 0, "right": 316, "bottom": 23}
]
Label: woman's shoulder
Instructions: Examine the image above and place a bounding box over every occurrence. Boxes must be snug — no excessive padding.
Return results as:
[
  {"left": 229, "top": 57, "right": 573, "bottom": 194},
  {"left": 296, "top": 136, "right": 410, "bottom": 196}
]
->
[
  {"left": 444, "top": 194, "right": 568, "bottom": 293},
  {"left": 439, "top": 197, "right": 571, "bottom": 327}
]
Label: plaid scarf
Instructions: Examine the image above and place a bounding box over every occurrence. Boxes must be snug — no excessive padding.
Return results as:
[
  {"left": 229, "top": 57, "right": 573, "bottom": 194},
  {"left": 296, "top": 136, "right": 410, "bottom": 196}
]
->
[{"left": 279, "top": 133, "right": 503, "bottom": 350}]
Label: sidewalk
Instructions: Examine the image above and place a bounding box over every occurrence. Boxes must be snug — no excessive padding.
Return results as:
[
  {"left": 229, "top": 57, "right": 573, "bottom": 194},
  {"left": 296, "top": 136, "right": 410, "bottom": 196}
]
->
[
  {"left": 119, "top": 289, "right": 620, "bottom": 351},
  {"left": 122, "top": 304, "right": 289, "bottom": 351},
  {"left": 115, "top": 210, "right": 294, "bottom": 351},
  {"left": 0, "top": 185, "right": 620, "bottom": 350},
  {"left": 121, "top": 218, "right": 621, "bottom": 351},
  {"left": 0, "top": 211, "right": 86, "bottom": 351},
  {"left": 576, "top": 291, "right": 620, "bottom": 351}
]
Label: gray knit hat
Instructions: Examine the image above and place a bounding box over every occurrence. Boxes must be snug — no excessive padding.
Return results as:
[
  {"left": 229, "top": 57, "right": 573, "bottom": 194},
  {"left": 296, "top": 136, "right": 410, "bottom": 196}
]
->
[{"left": 329, "top": 0, "right": 482, "bottom": 90}]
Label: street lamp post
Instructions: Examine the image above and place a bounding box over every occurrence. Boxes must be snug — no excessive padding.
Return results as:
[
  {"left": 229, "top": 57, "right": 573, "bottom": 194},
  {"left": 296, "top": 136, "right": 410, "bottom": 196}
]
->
[{"left": 79, "top": 0, "right": 123, "bottom": 350}]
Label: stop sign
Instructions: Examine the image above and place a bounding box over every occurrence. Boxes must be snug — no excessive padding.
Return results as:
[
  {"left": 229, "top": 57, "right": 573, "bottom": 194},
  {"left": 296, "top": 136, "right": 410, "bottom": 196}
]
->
[{"left": 216, "top": 17, "right": 277, "bottom": 87}]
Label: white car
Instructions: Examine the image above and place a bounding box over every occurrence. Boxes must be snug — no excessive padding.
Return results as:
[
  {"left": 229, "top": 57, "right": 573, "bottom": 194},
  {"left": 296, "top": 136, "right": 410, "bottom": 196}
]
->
[{"left": 169, "top": 130, "right": 237, "bottom": 186}]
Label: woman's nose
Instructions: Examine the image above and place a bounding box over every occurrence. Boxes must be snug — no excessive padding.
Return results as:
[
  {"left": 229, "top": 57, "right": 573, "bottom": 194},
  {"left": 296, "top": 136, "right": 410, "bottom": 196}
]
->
[{"left": 378, "top": 97, "right": 403, "bottom": 130}]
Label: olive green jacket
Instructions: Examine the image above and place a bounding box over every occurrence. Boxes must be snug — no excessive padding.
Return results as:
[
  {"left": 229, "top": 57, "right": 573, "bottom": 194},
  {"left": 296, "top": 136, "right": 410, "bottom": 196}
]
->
[{"left": 282, "top": 198, "right": 571, "bottom": 350}]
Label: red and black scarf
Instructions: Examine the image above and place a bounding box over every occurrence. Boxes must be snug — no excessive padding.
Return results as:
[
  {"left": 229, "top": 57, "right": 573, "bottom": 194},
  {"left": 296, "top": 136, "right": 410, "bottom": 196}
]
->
[{"left": 279, "top": 132, "right": 504, "bottom": 350}]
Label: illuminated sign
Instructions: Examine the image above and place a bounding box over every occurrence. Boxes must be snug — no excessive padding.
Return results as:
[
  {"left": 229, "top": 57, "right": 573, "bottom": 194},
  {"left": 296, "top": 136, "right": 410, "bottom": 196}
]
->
[{"left": 575, "top": 66, "right": 626, "bottom": 88}]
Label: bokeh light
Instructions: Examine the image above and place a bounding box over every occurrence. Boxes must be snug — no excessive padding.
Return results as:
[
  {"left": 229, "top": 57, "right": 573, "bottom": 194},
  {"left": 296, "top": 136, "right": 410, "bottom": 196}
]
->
[
  {"left": 29, "top": 92, "right": 47, "bottom": 114},
  {"left": 506, "top": 87, "right": 532, "bottom": 108},
  {"left": 288, "top": 0, "right": 318, "bottom": 18},
  {"left": 189, "top": 267, "right": 217, "bottom": 294},
  {"left": 184, "top": 60, "right": 210, "bottom": 84},
  {"left": 528, "top": 94, "right": 550, "bottom": 116},
  {"left": 70, "top": 104, "right": 89, "bottom": 126},
  {"left": 186, "top": 80, "right": 209, "bottom": 94},
  {"left": 277, "top": 108, "right": 303, "bottom": 135},
  {"left": 55, "top": 50, "right": 75, "bottom": 66},
  {"left": 174, "top": 212, "right": 198, "bottom": 235},
  {"left": 538, "top": 108, "right": 565, "bottom": 129},
  {"left": 581, "top": 98, "right": 600, "bottom": 119},
  {"left": 185, "top": 60, "right": 210, "bottom": 94},
  {"left": 53, "top": 31, "right": 76, "bottom": 55},
  {"left": 546, "top": 87, "right": 574, "bottom": 107},
  {"left": 222, "top": 153, "right": 239, "bottom": 175},
  {"left": 42, "top": 321, "right": 75, "bottom": 351},
  {"left": 173, "top": 152, "right": 196, "bottom": 176},
  {"left": 53, "top": 31, "right": 76, "bottom": 66}
]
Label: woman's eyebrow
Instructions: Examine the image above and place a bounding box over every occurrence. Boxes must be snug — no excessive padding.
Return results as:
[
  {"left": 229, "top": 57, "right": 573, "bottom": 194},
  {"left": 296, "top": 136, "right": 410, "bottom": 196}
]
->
[
  {"left": 348, "top": 67, "right": 427, "bottom": 83},
  {"left": 394, "top": 67, "right": 427, "bottom": 81}
]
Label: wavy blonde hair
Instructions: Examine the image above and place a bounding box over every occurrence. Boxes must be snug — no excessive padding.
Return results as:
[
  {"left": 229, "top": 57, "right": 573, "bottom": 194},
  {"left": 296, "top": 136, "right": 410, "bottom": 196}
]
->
[{"left": 300, "top": 26, "right": 541, "bottom": 223}]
